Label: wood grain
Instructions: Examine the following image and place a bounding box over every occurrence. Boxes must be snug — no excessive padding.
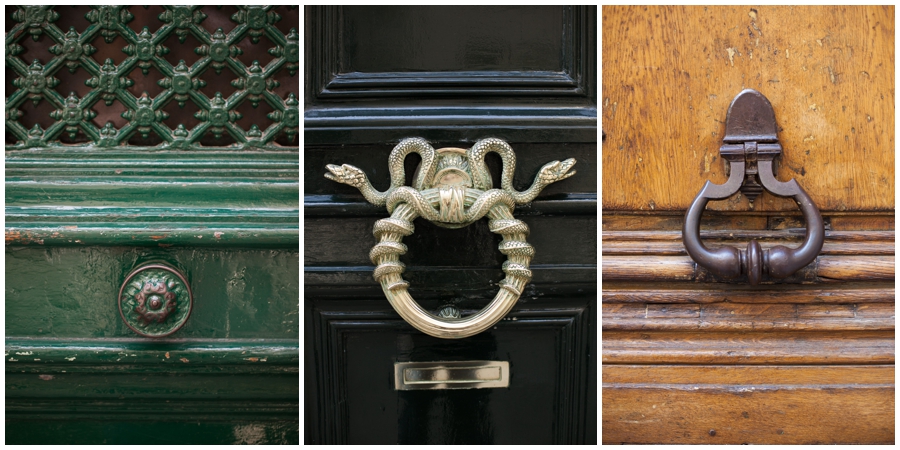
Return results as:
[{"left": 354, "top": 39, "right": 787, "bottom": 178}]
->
[
  {"left": 602, "top": 255, "right": 894, "bottom": 282},
  {"left": 818, "top": 255, "right": 895, "bottom": 280},
  {"left": 603, "top": 212, "right": 895, "bottom": 231},
  {"left": 603, "top": 238, "right": 894, "bottom": 256},
  {"left": 604, "top": 364, "right": 895, "bottom": 385},
  {"left": 602, "top": 331, "right": 895, "bottom": 365},
  {"left": 602, "top": 286, "right": 895, "bottom": 304},
  {"left": 603, "top": 303, "right": 894, "bottom": 331},
  {"left": 602, "top": 256, "right": 695, "bottom": 281},
  {"left": 603, "top": 366, "right": 894, "bottom": 444},
  {"left": 602, "top": 5, "right": 894, "bottom": 212}
]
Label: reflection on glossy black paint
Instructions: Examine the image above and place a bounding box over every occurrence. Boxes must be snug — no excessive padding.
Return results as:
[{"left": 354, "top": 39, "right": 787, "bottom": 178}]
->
[
  {"left": 319, "top": 298, "right": 593, "bottom": 444},
  {"left": 397, "top": 333, "right": 497, "bottom": 444}
]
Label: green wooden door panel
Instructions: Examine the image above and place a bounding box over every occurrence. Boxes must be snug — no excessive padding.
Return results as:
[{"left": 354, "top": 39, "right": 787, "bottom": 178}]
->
[
  {"left": 6, "top": 6, "right": 299, "bottom": 444},
  {"left": 6, "top": 421, "right": 299, "bottom": 445},
  {"left": 6, "top": 247, "right": 298, "bottom": 338}
]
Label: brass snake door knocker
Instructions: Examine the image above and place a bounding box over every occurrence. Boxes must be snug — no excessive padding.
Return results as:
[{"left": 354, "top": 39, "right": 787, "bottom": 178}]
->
[{"left": 325, "top": 137, "right": 576, "bottom": 338}]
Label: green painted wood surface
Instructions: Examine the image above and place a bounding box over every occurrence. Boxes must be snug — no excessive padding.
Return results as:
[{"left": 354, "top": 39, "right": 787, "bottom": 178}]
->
[
  {"left": 6, "top": 6, "right": 300, "bottom": 444},
  {"left": 7, "top": 420, "right": 299, "bottom": 445},
  {"left": 7, "top": 247, "right": 298, "bottom": 338}
]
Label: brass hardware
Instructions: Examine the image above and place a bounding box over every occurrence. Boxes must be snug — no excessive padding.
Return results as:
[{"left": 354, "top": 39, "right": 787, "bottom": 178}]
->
[
  {"left": 437, "top": 305, "right": 461, "bottom": 319},
  {"left": 683, "top": 89, "right": 824, "bottom": 285},
  {"left": 118, "top": 263, "right": 193, "bottom": 337},
  {"left": 394, "top": 361, "right": 510, "bottom": 390},
  {"left": 325, "top": 137, "right": 576, "bottom": 338}
]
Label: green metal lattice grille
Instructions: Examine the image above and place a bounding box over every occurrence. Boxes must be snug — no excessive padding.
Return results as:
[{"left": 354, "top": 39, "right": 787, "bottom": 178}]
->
[{"left": 5, "top": 6, "right": 299, "bottom": 150}]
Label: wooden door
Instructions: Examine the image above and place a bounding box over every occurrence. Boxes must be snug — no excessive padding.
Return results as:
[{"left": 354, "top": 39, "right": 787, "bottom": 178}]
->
[
  {"left": 602, "top": 6, "right": 894, "bottom": 444},
  {"left": 5, "top": 6, "right": 299, "bottom": 444},
  {"left": 304, "top": 6, "right": 597, "bottom": 444}
]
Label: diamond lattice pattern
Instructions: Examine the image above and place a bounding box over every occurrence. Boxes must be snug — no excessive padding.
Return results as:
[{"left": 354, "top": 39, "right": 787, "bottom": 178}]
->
[{"left": 5, "top": 6, "right": 299, "bottom": 149}]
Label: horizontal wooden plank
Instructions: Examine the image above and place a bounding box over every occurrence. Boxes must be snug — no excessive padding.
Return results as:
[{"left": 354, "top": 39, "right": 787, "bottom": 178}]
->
[
  {"left": 602, "top": 303, "right": 894, "bottom": 331},
  {"left": 5, "top": 206, "right": 299, "bottom": 247},
  {"left": 5, "top": 418, "right": 298, "bottom": 445},
  {"left": 603, "top": 214, "right": 769, "bottom": 231},
  {"left": 603, "top": 366, "right": 894, "bottom": 444},
  {"left": 603, "top": 364, "right": 896, "bottom": 385},
  {"left": 6, "top": 179, "right": 299, "bottom": 208},
  {"left": 602, "top": 286, "right": 895, "bottom": 304},
  {"left": 602, "top": 331, "right": 895, "bottom": 364},
  {"left": 601, "top": 256, "right": 695, "bottom": 282},
  {"left": 5, "top": 339, "right": 299, "bottom": 373},
  {"left": 603, "top": 229, "right": 895, "bottom": 242},
  {"left": 830, "top": 215, "right": 896, "bottom": 231},
  {"left": 818, "top": 255, "right": 895, "bottom": 281},
  {"left": 6, "top": 151, "right": 299, "bottom": 208},
  {"left": 305, "top": 107, "right": 598, "bottom": 145},
  {"left": 602, "top": 255, "right": 894, "bottom": 283},
  {"left": 6, "top": 372, "right": 297, "bottom": 400},
  {"left": 603, "top": 240, "right": 893, "bottom": 256},
  {"left": 602, "top": 212, "right": 895, "bottom": 232}
]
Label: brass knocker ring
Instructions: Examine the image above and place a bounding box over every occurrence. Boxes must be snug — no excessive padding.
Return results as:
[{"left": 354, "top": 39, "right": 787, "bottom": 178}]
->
[{"left": 325, "top": 137, "right": 576, "bottom": 338}]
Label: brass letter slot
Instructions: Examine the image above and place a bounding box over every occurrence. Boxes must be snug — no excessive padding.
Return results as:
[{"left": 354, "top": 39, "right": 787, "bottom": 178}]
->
[{"left": 394, "top": 361, "right": 510, "bottom": 390}]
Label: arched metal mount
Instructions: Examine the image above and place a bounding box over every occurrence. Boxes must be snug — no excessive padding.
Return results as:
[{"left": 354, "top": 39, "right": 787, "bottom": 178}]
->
[{"left": 683, "top": 89, "right": 824, "bottom": 285}]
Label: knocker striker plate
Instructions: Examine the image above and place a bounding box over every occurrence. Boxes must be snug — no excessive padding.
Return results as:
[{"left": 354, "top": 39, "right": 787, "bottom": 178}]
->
[
  {"left": 325, "top": 137, "right": 576, "bottom": 338},
  {"left": 683, "top": 89, "right": 824, "bottom": 285}
]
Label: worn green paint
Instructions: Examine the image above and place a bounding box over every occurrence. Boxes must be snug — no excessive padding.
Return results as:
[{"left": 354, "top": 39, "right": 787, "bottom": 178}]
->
[
  {"left": 6, "top": 6, "right": 298, "bottom": 443},
  {"left": 6, "top": 6, "right": 299, "bottom": 150},
  {"left": 7, "top": 247, "right": 298, "bottom": 338},
  {"left": 6, "top": 339, "right": 299, "bottom": 370},
  {"left": 6, "top": 420, "right": 299, "bottom": 445}
]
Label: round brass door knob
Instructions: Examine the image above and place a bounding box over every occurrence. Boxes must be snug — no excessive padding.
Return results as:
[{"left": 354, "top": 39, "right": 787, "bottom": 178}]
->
[
  {"left": 119, "top": 263, "right": 193, "bottom": 337},
  {"left": 325, "top": 137, "right": 576, "bottom": 339}
]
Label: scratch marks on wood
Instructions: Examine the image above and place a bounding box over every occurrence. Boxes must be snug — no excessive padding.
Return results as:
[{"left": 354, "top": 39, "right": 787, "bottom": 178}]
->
[
  {"left": 826, "top": 66, "right": 837, "bottom": 84},
  {"left": 726, "top": 47, "right": 737, "bottom": 66},
  {"left": 748, "top": 8, "right": 762, "bottom": 46}
]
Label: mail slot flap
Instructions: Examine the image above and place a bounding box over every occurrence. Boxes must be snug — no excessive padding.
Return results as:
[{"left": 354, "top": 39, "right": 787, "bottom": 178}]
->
[{"left": 394, "top": 361, "right": 510, "bottom": 390}]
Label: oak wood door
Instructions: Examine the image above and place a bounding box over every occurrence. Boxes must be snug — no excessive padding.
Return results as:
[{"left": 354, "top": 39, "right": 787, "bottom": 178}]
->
[
  {"left": 602, "top": 5, "right": 894, "bottom": 444},
  {"left": 304, "top": 6, "right": 597, "bottom": 444}
]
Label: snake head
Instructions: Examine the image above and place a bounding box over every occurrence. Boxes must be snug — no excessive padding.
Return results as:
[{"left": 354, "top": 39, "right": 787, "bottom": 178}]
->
[
  {"left": 325, "top": 164, "right": 367, "bottom": 189},
  {"left": 536, "top": 158, "right": 577, "bottom": 185}
]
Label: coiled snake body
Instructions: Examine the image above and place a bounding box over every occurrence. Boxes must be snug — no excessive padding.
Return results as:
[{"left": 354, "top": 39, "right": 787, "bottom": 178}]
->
[
  {"left": 325, "top": 137, "right": 576, "bottom": 215},
  {"left": 324, "top": 137, "right": 576, "bottom": 338}
]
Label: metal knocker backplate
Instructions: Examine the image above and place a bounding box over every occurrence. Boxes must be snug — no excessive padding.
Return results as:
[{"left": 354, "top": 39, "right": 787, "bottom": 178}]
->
[{"left": 326, "top": 137, "right": 576, "bottom": 339}]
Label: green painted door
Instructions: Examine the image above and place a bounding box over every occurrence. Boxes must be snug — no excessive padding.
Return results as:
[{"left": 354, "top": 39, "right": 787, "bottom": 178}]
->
[{"left": 5, "top": 6, "right": 299, "bottom": 444}]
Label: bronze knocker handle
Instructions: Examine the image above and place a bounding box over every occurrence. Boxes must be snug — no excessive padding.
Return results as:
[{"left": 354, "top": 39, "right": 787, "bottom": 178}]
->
[{"left": 683, "top": 160, "right": 825, "bottom": 285}]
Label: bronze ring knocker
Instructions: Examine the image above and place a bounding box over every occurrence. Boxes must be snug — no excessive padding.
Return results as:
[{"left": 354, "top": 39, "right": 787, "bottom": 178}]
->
[{"left": 683, "top": 89, "right": 825, "bottom": 285}]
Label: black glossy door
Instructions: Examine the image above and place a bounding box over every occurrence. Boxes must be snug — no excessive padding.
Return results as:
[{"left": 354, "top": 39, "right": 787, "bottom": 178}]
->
[{"left": 304, "top": 6, "right": 597, "bottom": 444}]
